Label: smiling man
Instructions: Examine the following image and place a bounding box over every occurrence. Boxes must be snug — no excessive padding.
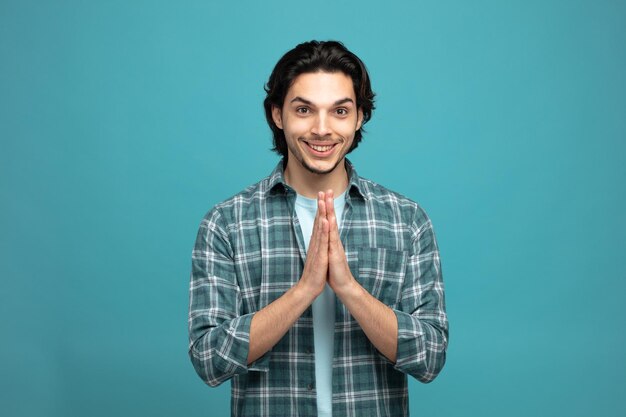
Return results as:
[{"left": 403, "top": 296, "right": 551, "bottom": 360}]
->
[{"left": 189, "top": 40, "right": 448, "bottom": 417}]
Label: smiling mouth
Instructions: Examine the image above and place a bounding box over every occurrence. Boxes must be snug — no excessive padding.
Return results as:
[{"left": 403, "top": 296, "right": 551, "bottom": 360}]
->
[{"left": 303, "top": 141, "right": 338, "bottom": 154}]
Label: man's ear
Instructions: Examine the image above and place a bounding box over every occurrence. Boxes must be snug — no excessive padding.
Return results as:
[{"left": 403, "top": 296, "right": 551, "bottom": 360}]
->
[
  {"left": 272, "top": 106, "right": 283, "bottom": 130},
  {"left": 356, "top": 108, "right": 364, "bottom": 131}
]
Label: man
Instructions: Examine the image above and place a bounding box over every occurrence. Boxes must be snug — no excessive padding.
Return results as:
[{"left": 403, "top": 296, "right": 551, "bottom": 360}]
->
[{"left": 189, "top": 40, "right": 448, "bottom": 417}]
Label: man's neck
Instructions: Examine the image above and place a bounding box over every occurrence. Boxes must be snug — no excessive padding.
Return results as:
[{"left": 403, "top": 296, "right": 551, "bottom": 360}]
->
[{"left": 284, "top": 158, "right": 349, "bottom": 199}]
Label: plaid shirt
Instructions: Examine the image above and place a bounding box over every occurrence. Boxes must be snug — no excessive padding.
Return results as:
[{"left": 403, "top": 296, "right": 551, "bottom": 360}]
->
[{"left": 189, "top": 159, "right": 448, "bottom": 417}]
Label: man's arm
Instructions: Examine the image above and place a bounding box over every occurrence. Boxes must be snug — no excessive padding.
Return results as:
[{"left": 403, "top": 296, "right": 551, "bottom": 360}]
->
[
  {"left": 391, "top": 211, "right": 448, "bottom": 382},
  {"left": 334, "top": 279, "right": 399, "bottom": 362},
  {"left": 393, "top": 211, "right": 448, "bottom": 382},
  {"left": 189, "top": 208, "right": 254, "bottom": 387},
  {"left": 321, "top": 191, "right": 397, "bottom": 362},
  {"left": 247, "top": 193, "right": 330, "bottom": 364},
  {"left": 246, "top": 281, "right": 316, "bottom": 364},
  {"left": 189, "top": 195, "right": 332, "bottom": 388},
  {"left": 325, "top": 191, "right": 448, "bottom": 381}
]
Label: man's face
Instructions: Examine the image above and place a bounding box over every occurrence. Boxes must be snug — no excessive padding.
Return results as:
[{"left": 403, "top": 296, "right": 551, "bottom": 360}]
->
[{"left": 272, "top": 71, "right": 363, "bottom": 175}]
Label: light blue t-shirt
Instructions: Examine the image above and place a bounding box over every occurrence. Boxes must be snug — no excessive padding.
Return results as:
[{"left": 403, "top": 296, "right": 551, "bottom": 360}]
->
[{"left": 294, "top": 191, "right": 346, "bottom": 417}]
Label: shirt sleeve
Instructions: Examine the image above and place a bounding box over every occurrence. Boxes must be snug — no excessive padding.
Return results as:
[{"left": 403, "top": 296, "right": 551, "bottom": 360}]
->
[
  {"left": 392, "top": 210, "right": 448, "bottom": 383},
  {"left": 188, "top": 207, "right": 269, "bottom": 387}
]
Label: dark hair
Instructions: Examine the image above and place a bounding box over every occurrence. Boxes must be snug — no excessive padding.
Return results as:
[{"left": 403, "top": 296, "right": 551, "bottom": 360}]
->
[{"left": 263, "top": 40, "right": 376, "bottom": 158}]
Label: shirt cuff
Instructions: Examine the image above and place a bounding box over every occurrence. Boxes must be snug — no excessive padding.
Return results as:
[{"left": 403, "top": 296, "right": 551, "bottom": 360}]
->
[
  {"left": 216, "top": 313, "right": 270, "bottom": 375},
  {"left": 391, "top": 309, "right": 425, "bottom": 374}
]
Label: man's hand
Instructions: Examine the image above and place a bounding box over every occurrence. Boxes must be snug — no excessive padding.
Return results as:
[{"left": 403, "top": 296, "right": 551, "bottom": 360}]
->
[
  {"left": 323, "top": 189, "right": 399, "bottom": 363},
  {"left": 248, "top": 192, "right": 329, "bottom": 364},
  {"left": 298, "top": 191, "right": 330, "bottom": 298},
  {"left": 325, "top": 190, "right": 357, "bottom": 295}
]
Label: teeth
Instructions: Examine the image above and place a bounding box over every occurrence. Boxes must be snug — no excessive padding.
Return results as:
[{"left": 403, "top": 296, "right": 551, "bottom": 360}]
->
[{"left": 309, "top": 144, "right": 334, "bottom": 152}]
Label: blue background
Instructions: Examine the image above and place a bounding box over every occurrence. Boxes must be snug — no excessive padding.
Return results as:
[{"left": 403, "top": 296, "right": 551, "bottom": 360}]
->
[{"left": 2, "top": 1, "right": 625, "bottom": 416}]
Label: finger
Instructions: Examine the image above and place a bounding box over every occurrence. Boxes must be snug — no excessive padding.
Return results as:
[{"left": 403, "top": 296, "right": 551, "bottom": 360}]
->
[
  {"left": 319, "top": 217, "right": 329, "bottom": 255},
  {"left": 311, "top": 194, "right": 327, "bottom": 254},
  {"left": 319, "top": 194, "right": 329, "bottom": 236},
  {"left": 305, "top": 193, "right": 323, "bottom": 260},
  {"left": 316, "top": 191, "right": 323, "bottom": 218},
  {"left": 325, "top": 189, "right": 335, "bottom": 220},
  {"left": 310, "top": 192, "right": 324, "bottom": 241},
  {"left": 318, "top": 191, "right": 327, "bottom": 220},
  {"left": 325, "top": 190, "right": 342, "bottom": 247},
  {"left": 325, "top": 190, "right": 337, "bottom": 231}
]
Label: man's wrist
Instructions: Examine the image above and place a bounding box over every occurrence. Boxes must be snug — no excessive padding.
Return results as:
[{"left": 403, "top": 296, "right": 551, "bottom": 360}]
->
[
  {"left": 332, "top": 273, "right": 363, "bottom": 303},
  {"left": 293, "top": 277, "right": 322, "bottom": 304}
]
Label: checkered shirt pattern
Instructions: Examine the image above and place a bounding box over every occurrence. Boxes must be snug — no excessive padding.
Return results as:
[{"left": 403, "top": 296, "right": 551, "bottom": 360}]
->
[{"left": 189, "top": 159, "right": 448, "bottom": 417}]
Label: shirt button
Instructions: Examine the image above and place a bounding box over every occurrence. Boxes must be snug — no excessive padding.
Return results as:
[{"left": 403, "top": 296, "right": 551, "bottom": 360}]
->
[
  {"left": 307, "top": 383, "right": 314, "bottom": 391},
  {"left": 305, "top": 347, "right": 312, "bottom": 354}
]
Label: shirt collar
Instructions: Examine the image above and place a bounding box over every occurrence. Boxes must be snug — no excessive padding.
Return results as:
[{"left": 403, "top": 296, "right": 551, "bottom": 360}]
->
[{"left": 267, "top": 158, "right": 367, "bottom": 201}]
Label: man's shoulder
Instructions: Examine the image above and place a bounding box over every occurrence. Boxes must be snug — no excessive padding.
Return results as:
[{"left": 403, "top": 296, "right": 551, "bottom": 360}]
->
[
  {"left": 356, "top": 175, "right": 431, "bottom": 228},
  {"left": 216, "top": 176, "right": 271, "bottom": 209},
  {"left": 201, "top": 172, "right": 277, "bottom": 228}
]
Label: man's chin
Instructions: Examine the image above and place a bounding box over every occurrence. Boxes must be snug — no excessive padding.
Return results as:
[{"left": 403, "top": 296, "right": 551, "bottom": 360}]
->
[{"left": 302, "top": 158, "right": 343, "bottom": 176}]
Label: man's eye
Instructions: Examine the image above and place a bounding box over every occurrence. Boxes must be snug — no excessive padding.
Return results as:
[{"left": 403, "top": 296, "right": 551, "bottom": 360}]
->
[
  {"left": 336, "top": 108, "right": 348, "bottom": 116},
  {"left": 296, "top": 107, "right": 310, "bottom": 114}
]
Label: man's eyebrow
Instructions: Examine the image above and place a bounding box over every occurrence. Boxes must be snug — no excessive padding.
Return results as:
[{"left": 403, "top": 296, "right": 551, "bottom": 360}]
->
[
  {"left": 333, "top": 98, "right": 354, "bottom": 106},
  {"left": 289, "top": 97, "right": 355, "bottom": 106},
  {"left": 290, "top": 96, "right": 313, "bottom": 105}
]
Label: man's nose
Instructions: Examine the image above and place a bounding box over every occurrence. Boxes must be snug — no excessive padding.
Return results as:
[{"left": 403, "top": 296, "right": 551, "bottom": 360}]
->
[{"left": 311, "top": 113, "right": 331, "bottom": 137}]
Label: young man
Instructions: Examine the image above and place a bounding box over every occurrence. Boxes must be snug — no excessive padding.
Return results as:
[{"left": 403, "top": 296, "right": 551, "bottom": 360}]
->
[{"left": 189, "top": 40, "right": 448, "bottom": 417}]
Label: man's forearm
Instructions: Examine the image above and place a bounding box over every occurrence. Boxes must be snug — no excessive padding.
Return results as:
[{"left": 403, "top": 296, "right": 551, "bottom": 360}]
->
[
  {"left": 247, "top": 281, "right": 317, "bottom": 364},
  {"left": 335, "top": 279, "right": 398, "bottom": 363},
  {"left": 248, "top": 193, "right": 330, "bottom": 364}
]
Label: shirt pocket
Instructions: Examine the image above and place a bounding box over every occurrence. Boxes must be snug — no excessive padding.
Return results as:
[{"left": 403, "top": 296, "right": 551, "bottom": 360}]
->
[{"left": 356, "top": 247, "right": 408, "bottom": 309}]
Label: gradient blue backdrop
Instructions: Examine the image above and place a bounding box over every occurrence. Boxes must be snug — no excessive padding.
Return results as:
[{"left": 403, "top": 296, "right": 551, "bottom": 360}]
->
[{"left": 2, "top": 1, "right": 625, "bottom": 416}]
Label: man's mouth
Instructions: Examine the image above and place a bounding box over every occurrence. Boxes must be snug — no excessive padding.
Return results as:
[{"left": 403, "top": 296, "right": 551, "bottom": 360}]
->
[{"left": 303, "top": 141, "right": 338, "bottom": 155}]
